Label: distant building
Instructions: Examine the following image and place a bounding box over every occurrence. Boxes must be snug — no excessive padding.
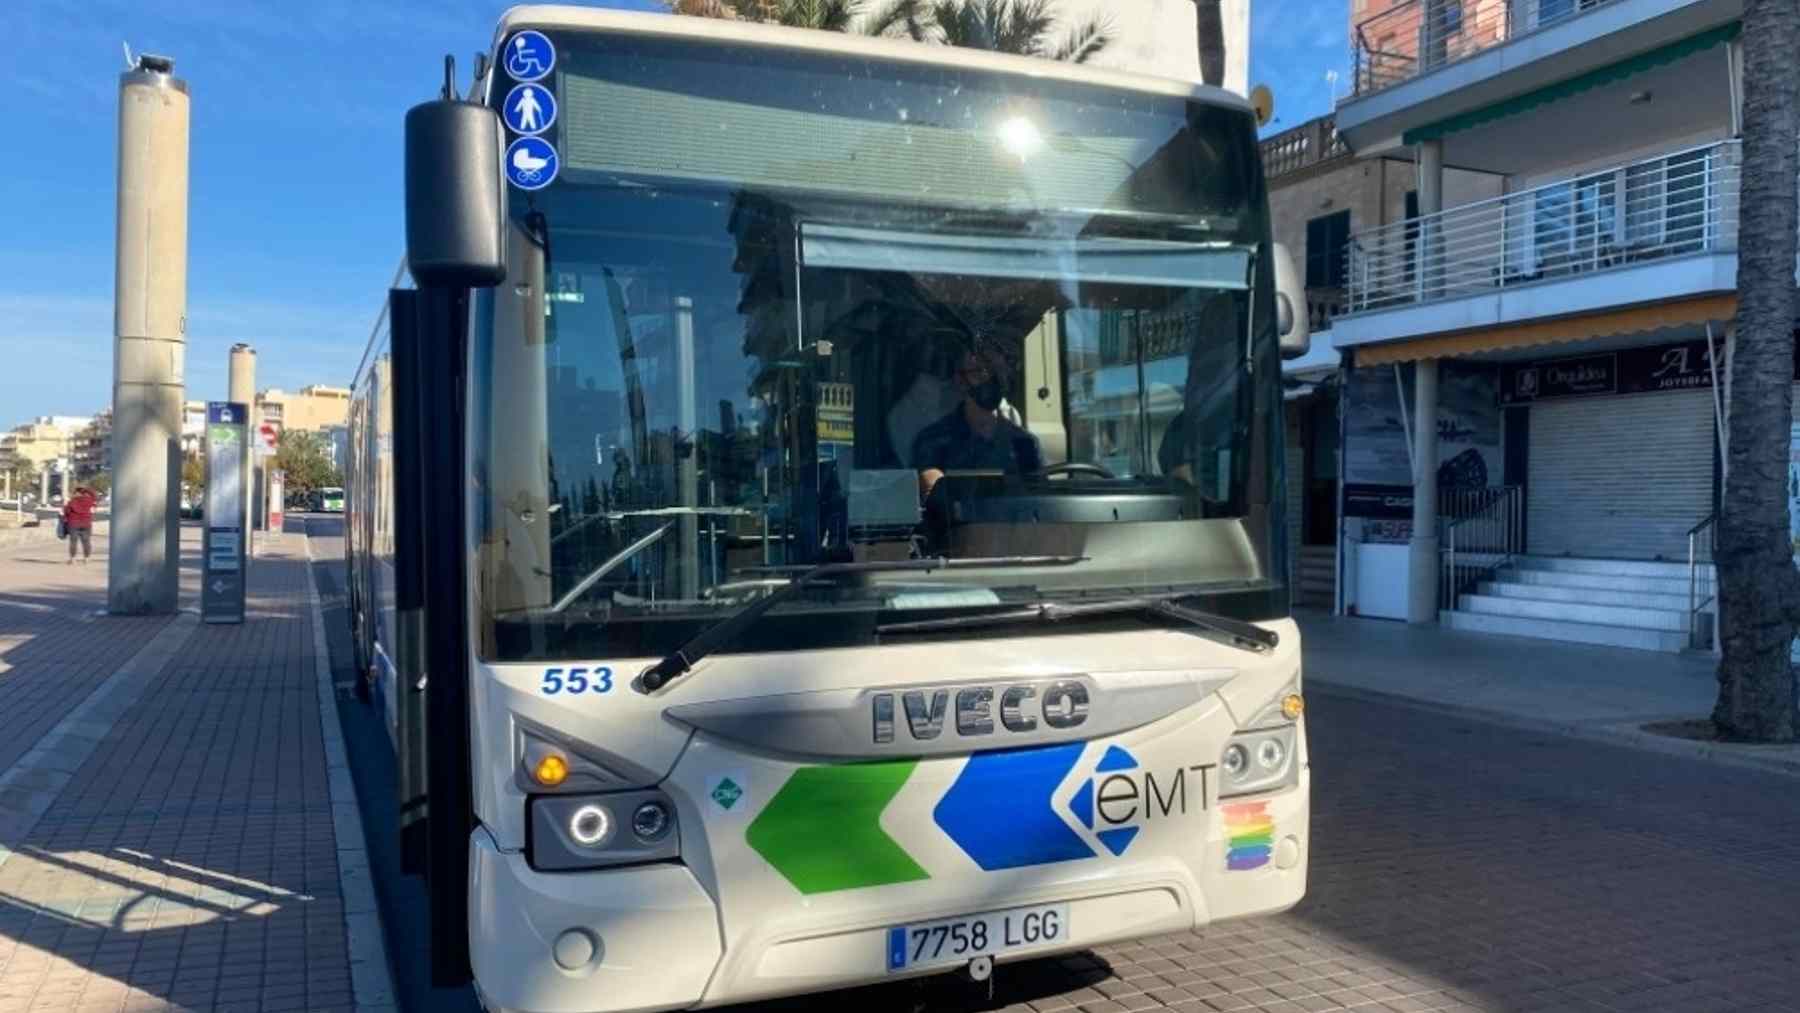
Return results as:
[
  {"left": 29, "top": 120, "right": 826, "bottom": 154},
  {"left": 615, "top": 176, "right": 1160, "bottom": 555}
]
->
[
  {"left": 72, "top": 411, "right": 113, "bottom": 481},
  {"left": 180, "top": 400, "right": 208, "bottom": 457},
  {"left": 256, "top": 384, "right": 351, "bottom": 435}
]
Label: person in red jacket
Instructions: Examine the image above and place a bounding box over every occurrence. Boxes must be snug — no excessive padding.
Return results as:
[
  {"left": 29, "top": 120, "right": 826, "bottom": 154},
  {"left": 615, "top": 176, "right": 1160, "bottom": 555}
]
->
[{"left": 61, "top": 486, "right": 97, "bottom": 564}]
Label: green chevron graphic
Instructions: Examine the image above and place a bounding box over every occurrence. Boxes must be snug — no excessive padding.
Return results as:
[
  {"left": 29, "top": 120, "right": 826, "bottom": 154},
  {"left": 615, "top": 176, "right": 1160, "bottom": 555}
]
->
[{"left": 746, "top": 761, "right": 929, "bottom": 894}]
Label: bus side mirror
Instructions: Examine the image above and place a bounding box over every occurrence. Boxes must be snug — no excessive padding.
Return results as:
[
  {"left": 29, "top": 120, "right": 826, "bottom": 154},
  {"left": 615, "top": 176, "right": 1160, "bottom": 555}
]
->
[
  {"left": 1271, "top": 242, "right": 1311, "bottom": 360},
  {"left": 405, "top": 99, "right": 506, "bottom": 288}
]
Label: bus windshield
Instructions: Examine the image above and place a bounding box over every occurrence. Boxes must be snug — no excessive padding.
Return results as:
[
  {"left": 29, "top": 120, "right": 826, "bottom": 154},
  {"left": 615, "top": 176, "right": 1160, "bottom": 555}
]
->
[{"left": 472, "top": 30, "right": 1286, "bottom": 662}]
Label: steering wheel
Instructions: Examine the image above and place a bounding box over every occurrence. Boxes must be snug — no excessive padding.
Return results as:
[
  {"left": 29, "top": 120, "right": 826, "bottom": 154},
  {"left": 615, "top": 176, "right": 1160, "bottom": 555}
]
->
[{"left": 1041, "top": 462, "right": 1115, "bottom": 480}]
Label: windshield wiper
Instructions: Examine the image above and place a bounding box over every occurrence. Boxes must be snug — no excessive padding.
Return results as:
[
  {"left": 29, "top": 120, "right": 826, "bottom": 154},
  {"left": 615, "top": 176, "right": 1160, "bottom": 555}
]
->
[
  {"left": 638, "top": 555, "right": 1085, "bottom": 691},
  {"left": 877, "top": 593, "right": 1279, "bottom": 654}
]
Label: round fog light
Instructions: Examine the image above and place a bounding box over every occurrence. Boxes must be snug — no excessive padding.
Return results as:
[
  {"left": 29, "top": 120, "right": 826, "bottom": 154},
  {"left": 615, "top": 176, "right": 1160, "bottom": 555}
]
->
[
  {"left": 632, "top": 800, "right": 672, "bottom": 842},
  {"left": 552, "top": 928, "right": 597, "bottom": 971},
  {"left": 1256, "top": 738, "right": 1285, "bottom": 770},
  {"left": 1222, "top": 743, "right": 1248, "bottom": 778},
  {"left": 568, "top": 804, "right": 613, "bottom": 847}
]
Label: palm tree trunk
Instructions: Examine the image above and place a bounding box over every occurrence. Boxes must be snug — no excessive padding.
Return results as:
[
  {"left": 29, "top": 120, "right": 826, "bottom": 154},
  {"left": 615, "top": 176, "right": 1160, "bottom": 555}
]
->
[
  {"left": 1193, "top": 0, "right": 1225, "bottom": 87},
  {"left": 1714, "top": 0, "right": 1800, "bottom": 742}
]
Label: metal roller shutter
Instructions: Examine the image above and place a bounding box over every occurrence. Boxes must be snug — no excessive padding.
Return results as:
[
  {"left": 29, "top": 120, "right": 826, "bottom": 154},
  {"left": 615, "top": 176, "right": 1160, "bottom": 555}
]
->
[{"left": 1527, "top": 389, "right": 1714, "bottom": 561}]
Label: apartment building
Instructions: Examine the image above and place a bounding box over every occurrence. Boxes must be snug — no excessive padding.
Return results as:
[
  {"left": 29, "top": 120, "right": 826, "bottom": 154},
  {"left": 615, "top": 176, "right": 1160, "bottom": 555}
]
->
[
  {"left": 1325, "top": 0, "right": 1750, "bottom": 651},
  {"left": 256, "top": 384, "right": 352, "bottom": 435},
  {"left": 1261, "top": 112, "right": 1505, "bottom": 610}
]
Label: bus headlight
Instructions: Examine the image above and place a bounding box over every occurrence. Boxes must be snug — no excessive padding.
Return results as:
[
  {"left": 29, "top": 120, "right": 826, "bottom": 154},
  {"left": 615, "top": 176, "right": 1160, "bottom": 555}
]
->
[
  {"left": 531, "top": 790, "right": 681, "bottom": 871},
  {"left": 568, "top": 804, "right": 613, "bottom": 847},
  {"left": 1219, "top": 725, "right": 1297, "bottom": 799}
]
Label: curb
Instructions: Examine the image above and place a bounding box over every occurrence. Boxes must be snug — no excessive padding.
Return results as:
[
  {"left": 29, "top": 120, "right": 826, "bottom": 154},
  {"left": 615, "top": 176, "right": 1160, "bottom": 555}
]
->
[
  {"left": 304, "top": 532, "right": 400, "bottom": 1013},
  {"left": 1310, "top": 678, "right": 1800, "bottom": 780}
]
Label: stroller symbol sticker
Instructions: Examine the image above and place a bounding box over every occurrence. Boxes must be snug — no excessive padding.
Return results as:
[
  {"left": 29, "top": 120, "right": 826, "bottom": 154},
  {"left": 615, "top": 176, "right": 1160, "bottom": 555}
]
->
[
  {"left": 506, "top": 136, "right": 559, "bottom": 191},
  {"left": 504, "top": 83, "right": 556, "bottom": 135},
  {"left": 504, "top": 31, "right": 555, "bottom": 82}
]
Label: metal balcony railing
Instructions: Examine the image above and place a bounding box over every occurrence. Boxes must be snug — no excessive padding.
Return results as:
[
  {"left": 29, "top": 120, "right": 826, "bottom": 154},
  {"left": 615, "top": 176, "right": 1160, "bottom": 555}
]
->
[
  {"left": 1353, "top": 0, "right": 1625, "bottom": 96},
  {"left": 1346, "top": 140, "right": 1740, "bottom": 313}
]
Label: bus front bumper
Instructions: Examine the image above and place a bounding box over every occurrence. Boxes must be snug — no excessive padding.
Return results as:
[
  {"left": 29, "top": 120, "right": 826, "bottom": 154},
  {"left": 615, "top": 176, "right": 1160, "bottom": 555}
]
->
[
  {"left": 469, "top": 828, "right": 722, "bottom": 1013},
  {"left": 466, "top": 773, "right": 1308, "bottom": 1013}
]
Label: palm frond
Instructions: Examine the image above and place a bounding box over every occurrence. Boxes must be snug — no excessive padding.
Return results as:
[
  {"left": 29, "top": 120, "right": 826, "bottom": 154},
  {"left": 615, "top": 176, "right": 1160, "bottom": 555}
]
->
[
  {"left": 1049, "top": 13, "right": 1112, "bottom": 63},
  {"left": 997, "top": 0, "right": 1056, "bottom": 57},
  {"left": 664, "top": 0, "right": 742, "bottom": 16},
  {"left": 774, "top": 0, "right": 865, "bottom": 30},
  {"left": 862, "top": 0, "right": 933, "bottom": 40}
]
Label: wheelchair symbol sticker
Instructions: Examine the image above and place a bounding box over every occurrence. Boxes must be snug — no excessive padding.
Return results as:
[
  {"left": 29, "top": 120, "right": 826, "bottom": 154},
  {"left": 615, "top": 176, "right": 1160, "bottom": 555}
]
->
[
  {"left": 505, "top": 30, "right": 555, "bottom": 82},
  {"left": 504, "top": 83, "right": 556, "bottom": 136},
  {"left": 506, "top": 136, "right": 559, "bottom": 191}
]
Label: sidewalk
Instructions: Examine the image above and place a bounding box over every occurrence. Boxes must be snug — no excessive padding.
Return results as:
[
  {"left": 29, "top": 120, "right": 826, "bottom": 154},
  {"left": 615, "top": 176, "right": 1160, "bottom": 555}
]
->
[
  {"left": 1299, "top": 609, "right": 1800, "bottom": 777},
  {"left": 0, "top": 524, "right": 391, "bottom": 1013}
]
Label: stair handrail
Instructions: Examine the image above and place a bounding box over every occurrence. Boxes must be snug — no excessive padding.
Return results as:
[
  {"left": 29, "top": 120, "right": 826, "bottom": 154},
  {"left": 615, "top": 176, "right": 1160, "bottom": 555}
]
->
[
  {"left": 1440, "top": 485, "right": 1525, "bottom": 611},
  {"left": 1687, "top": 512, "right": 1718, "bottom": 650}
]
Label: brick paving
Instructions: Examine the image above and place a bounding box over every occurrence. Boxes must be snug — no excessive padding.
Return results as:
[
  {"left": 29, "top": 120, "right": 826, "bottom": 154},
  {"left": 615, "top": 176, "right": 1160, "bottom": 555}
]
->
[
  {"left": 0, "top": 529, "right": 174, "bottom": 774},
  {"left": 0, "top": 525, "right": 366, "bottom": 1013}
]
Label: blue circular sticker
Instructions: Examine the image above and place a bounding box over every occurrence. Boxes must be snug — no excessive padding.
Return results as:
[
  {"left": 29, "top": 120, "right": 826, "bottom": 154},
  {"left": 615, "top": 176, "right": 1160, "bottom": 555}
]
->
[
  {"left": 503, "top": 82, "right": 557, "bottom": 136},
  {"left": 506, "top": 136, "right": 559, "bottom": 191},
  {"left": 504, "top": 30, "right": 556, "bottom": 83}
]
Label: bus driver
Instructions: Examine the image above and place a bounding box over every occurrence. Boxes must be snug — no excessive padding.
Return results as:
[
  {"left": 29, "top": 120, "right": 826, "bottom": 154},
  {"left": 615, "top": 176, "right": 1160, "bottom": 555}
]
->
[{"left": 912, "top": 347, "right": 1043, "bottom": 500}]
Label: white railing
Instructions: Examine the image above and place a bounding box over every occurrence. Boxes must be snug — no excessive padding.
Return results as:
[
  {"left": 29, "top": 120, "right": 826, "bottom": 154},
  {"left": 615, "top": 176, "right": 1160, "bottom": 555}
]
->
[
  {"left": 1347, "top": 140, "right": 1741, "bottom": 313},
  {"left": 1687, "top": 512, "right": 1716, "bottom": 650},
  {"left": 1354, "top": 0, "right": 1625, "bottom": 96},
  {"left": 1441, "top": 485, "right": 1524, "bottom": 610}
]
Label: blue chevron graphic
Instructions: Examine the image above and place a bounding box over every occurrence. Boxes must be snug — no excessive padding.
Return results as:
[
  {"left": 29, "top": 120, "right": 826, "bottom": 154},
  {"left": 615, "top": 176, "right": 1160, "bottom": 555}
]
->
[
  {"left": 1095, "top": 745, "right": 1138, "bottom": 773},
  {"left": 1066, "top": 745, "right": 1144, "bottom": 858},
  {"left": 934, "top": 744, "right": 1095, "bottom": 870}
]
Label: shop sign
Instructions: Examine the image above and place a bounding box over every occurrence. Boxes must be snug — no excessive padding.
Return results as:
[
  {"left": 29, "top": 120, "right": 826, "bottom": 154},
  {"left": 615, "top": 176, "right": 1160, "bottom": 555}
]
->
[{"left": 1501, "top": 339, "right": 1722, "bottom": 404}]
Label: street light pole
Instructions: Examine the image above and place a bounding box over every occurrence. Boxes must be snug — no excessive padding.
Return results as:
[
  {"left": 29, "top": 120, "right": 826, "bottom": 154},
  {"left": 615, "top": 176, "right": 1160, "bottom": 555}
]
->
[{"left": 108, "top": 53, "right": 189, "bottom": 614}]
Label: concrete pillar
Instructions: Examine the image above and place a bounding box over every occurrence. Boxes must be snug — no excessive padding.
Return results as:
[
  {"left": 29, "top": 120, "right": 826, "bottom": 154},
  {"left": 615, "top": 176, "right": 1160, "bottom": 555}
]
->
[
  {"left": 1417, "top": 140, "right": 1444, "bottom": 301},
  {"left": 1407, "top": 359, "right": 1441, "bottom": 624},
  {"left": 108, "top": 54, "right": 188, "bottom": 615},
  {"left": 40, "top": 467, "right": 51, "bottom": 505},
  {"left": 229, "top": 344, "right": 256, "bottom": 551}
]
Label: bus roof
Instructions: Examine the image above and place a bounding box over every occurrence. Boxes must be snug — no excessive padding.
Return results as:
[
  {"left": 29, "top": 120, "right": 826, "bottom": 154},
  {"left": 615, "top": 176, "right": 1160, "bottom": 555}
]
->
[{"left": 493, "top": 5, "right": 1251, "bottom": 114}]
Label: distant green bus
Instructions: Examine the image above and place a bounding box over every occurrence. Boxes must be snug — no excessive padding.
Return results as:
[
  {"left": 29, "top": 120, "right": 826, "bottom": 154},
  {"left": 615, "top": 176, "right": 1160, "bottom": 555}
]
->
[{"left": 318, "top": 487, "right": 345, "bottom": 513}]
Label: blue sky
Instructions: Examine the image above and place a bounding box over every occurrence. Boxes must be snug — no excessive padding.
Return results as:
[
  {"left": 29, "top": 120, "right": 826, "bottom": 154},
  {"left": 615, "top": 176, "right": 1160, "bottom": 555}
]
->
[{"left": 0, "top": 0, "right": 1348, "bottom": 423}]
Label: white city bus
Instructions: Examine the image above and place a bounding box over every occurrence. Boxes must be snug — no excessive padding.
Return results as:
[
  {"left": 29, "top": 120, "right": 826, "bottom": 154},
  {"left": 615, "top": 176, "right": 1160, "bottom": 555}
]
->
[{"left": 347, "top": 7, "right": 1312, "bottom": 1011}]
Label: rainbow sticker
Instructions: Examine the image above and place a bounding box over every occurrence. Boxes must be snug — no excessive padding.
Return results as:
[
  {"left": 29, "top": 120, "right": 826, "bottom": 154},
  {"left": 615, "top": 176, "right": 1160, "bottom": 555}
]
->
[{"left": 1222, "top": 801, "right": 1274, "bottom": 871}]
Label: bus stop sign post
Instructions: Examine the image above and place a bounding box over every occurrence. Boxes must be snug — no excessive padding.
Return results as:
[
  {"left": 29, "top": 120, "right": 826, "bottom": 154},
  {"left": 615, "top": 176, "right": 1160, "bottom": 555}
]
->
[{"left": 202, "top": 401, "right": 249, "bottom": 624}]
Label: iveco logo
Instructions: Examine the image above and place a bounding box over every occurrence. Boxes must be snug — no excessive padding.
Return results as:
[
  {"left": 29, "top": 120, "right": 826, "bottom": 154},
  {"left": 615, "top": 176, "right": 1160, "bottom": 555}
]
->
[{"left": 871, "top": 681, "right": 1091, "bottom": 744}]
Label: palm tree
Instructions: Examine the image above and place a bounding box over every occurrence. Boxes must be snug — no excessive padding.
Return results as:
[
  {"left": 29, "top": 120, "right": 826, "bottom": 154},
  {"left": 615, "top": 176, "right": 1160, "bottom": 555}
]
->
[
  {"left": 1714, "top": 0, "right": 1800, "bottom": 742},
  {"left": 923, "top": 0, "right": 1109, "bottom": 62},
  {"left": 1192, "top": 0, "right": 1225, "bottom": 87},
  {"left": 667, "top": 0, "right": 1111, "bottom": 62}
]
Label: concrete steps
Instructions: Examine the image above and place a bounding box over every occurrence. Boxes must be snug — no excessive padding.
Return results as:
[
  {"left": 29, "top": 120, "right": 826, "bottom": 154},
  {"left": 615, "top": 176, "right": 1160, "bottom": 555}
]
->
[
  {"left": 1441, "top": 609, "right": 1694, "bottom": 653},
  {"left": 1444, "top": 555, "right": 1711, "bottom": 654},
  {"left": 1296, "top": 546, "right": 1335, "bottom": 607}
]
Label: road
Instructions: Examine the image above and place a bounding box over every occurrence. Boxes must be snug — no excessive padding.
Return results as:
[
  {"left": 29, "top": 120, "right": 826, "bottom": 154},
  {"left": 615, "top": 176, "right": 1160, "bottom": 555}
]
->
[{"left": 301, "top": 516, "right": 1800, "bottom": 1013}]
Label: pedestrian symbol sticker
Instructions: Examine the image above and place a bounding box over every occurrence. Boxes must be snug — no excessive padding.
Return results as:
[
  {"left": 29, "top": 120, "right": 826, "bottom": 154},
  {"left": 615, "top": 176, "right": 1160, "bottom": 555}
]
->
[
  {"left": 506, "top": 136, "right": 558, "bottom": 191},
  {"left": 505, "top": 30, "right": 555, "bottom": 82},
  {"left": 504, "top": 83, "right": 556, "bottom": 136}
]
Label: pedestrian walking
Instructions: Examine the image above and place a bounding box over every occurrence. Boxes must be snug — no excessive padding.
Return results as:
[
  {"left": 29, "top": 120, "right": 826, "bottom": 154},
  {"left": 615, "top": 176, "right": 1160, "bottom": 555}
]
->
[{"left": 61, "top": 486, "right": 97, "bottom": 564}]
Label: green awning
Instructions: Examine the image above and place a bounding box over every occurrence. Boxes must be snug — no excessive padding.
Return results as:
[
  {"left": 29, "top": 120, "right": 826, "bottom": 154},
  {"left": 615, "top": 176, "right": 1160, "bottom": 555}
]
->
[{"left": 1403, "top": 21, "right": 1741, "bottom": 145}]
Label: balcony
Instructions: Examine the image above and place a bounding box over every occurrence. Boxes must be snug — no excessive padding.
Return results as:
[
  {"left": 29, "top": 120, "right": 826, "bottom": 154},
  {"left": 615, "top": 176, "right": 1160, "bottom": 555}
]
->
[
  {"left": 1344, "top": 140, "right": 1738, "bottom": 326},
  {"left": 1353, "top": 0, "right": 1631, "bottom": 97},
  {"left": 1260, "top": 116, "right": 1350, "bottom": 181}
]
